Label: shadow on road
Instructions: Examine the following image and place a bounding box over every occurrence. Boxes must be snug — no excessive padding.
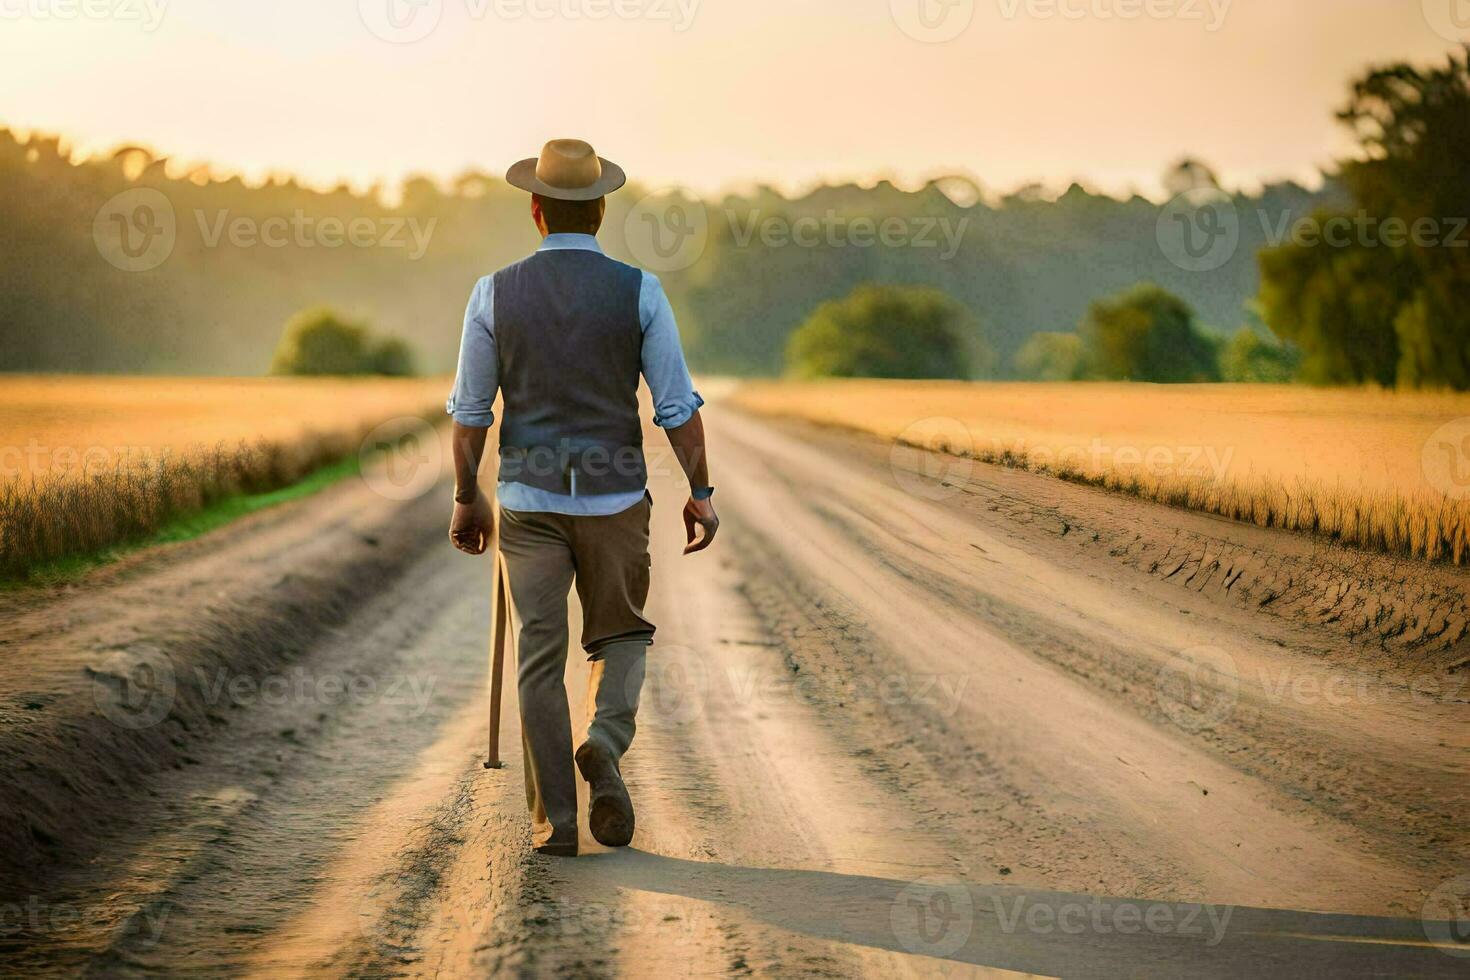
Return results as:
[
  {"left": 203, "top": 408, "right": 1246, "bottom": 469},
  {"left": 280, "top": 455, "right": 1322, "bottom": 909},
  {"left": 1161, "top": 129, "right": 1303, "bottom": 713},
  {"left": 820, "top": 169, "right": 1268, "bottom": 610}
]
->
[{"left": 553, "top": 850, "right": 1465, "bottom": 979}]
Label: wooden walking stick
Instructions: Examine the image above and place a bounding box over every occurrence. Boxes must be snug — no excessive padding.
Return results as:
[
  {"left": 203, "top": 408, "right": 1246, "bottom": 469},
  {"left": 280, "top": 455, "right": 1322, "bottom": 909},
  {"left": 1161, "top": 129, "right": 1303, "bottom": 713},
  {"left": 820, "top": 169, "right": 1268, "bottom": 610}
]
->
[{"left": 484, "top": 540, "right": 510, "bottom": 770}]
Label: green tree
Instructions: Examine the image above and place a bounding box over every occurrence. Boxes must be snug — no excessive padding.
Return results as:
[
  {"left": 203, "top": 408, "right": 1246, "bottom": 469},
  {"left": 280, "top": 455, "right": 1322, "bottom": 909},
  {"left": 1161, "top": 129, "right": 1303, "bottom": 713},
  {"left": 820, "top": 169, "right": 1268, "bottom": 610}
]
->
[
  {"left": 1259, "top": 46, "right": 1470, "bottom": 388},
  {"left": 1220, "top": 328, "right": 1301, "bottom": 383},
  {"left": 270, "top": 308, "right": 373, "bottom": 375},
  {"left": 1080, "top": 284, "right": 1220, "bottom": 383},
  {"left": 785, "top": 284, "right": 980, "bottom": 380},
  {"left": 1256, "top": 229, "right": 1410, "bottom": 386},
  {"left": 1012, "top": 331, "right": 1084, "bottom": 381},
  {"left": 370, "top": 336, "right": 417, "bottom": 377}
]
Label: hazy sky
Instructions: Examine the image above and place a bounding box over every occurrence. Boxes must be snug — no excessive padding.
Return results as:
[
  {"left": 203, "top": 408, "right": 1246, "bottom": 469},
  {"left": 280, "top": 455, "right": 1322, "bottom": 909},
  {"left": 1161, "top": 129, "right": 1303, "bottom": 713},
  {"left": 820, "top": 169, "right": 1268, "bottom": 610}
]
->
[{"left": 1, "top": 0, "right": 1463, "bottom": 199}]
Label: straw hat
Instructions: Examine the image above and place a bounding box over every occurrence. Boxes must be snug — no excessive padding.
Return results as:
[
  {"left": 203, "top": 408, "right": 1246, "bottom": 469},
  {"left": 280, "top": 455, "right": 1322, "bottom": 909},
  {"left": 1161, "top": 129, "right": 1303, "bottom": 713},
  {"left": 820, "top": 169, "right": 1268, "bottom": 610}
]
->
[{"left": 505, "top": 139, "right": 626, "bottom": 201}]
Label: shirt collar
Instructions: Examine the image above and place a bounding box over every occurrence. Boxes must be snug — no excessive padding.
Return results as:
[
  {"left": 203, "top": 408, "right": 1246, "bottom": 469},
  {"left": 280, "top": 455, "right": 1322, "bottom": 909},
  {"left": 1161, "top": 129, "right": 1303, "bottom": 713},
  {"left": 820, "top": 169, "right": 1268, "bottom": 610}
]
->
[{"left": 537, "top": 233, "right": 603, "bottom": 254}]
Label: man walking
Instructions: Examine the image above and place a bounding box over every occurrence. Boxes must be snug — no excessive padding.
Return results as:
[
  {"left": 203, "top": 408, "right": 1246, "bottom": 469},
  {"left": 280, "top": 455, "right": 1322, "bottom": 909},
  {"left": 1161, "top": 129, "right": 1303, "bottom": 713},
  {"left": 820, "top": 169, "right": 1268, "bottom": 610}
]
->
[{"left": 445, "top": 139, "right": 718, "bottom": 857}]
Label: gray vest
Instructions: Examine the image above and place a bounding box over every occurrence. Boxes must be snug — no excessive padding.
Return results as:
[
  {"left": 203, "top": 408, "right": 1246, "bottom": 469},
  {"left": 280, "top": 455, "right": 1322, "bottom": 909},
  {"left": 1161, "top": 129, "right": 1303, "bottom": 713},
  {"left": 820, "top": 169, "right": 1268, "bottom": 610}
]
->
[{"left": 493, "top": 248, "right": 647, "bottom": 495}]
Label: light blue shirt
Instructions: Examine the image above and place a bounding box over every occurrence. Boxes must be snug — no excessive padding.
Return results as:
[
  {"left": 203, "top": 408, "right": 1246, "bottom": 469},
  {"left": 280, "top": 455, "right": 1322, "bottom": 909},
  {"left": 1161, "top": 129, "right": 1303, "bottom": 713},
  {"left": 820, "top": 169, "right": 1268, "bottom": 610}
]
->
[{"left": 446, "top": 233, "right": 704, "bottom": 516}]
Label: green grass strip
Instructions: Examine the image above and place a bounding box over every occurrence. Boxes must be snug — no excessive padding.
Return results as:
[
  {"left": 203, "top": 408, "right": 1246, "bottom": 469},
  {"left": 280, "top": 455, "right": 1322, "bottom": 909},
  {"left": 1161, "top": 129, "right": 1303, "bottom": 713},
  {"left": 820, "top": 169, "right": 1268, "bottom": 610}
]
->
[{"left": 3, "top": 454, "right": 364, "bottom": 590}]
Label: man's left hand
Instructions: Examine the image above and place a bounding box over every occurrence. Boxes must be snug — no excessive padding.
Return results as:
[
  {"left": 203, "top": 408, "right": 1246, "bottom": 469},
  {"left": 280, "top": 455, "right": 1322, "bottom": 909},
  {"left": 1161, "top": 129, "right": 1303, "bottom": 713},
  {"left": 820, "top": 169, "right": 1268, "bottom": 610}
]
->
[{"left": 683, "top": 496, "right": 719, "bottom": 554}]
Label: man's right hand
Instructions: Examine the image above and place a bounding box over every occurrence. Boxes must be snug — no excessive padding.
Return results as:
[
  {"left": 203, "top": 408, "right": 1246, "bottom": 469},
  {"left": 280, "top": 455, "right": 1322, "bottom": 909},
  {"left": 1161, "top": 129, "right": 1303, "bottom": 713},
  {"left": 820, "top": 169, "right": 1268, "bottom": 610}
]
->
[
  {"left": 683, "top": 496, "right": 719, "bottom": 554},
  {"left": 450, "top": 487, "right": 495, "bottom": 555}
]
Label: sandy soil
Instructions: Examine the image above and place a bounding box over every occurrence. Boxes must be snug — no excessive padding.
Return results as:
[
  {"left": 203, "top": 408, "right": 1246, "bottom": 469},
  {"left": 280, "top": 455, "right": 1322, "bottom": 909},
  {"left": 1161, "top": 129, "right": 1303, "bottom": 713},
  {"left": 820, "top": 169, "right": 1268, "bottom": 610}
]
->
[{"left": 1, "top": 403, "right": 1467, "bottom": 977}]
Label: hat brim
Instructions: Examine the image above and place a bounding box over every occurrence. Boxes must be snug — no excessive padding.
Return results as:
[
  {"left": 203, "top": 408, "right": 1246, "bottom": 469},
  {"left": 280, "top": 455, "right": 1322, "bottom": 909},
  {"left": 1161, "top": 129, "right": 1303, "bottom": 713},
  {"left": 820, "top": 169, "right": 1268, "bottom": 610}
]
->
[{"left": 505, "top": 157, "right": 626, "bottom": 201}]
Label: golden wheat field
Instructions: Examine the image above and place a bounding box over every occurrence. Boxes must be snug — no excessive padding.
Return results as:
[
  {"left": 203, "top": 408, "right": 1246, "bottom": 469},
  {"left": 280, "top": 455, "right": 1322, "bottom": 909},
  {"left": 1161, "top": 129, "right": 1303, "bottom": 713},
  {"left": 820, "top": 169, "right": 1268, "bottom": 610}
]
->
[
  {"left": 0, "top": 375, "right": 451, "bottom": 482},
  {"left": 0, "top": 375, "right": 451, "bottom": 579},
  {"left": 732, "top": 380, "right": 1470, "bottom": 564}
]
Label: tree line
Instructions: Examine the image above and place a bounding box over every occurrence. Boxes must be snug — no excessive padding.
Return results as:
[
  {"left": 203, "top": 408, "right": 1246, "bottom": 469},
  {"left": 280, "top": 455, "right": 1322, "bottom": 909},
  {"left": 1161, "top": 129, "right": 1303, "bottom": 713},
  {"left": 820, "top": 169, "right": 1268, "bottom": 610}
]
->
[
  {"left": 789, "top": 47, "right": 1467, "bottom": 389},
  {"left": 2, "top": 48, "right": 1461, "bottom": 388},
  {"left": 0, "top": 135, "right": 1327, "bottom": 380}
]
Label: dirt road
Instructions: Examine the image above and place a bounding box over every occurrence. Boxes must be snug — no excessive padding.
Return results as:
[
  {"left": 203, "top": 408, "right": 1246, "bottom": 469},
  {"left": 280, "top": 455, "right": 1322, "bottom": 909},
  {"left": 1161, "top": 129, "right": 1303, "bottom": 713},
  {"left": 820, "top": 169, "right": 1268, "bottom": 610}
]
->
[{"left": 3, "top": 403, "right": 1468, "bottom": 977}]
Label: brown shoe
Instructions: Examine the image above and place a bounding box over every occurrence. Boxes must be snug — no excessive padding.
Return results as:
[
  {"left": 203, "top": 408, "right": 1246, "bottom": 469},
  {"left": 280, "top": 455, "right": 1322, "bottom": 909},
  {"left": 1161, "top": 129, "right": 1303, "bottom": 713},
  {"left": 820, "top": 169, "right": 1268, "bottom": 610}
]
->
[{"left": 575, "top": 740, "right": 634, "bottom": 847}]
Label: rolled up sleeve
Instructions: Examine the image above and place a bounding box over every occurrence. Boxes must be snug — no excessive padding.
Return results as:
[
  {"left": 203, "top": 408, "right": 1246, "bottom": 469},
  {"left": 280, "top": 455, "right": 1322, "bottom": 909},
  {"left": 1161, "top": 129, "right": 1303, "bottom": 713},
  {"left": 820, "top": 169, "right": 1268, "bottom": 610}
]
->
[
  {"left": 639, "top": 272, "right": 704, "bottom": 429},
  {"left": 445, "top": 276, "right": 498, "bottom": 428}
]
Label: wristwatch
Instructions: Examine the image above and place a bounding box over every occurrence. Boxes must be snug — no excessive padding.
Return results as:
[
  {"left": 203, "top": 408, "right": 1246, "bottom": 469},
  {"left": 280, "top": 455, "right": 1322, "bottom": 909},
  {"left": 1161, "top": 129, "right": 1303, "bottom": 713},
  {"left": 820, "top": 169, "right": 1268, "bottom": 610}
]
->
[
  {"left": 454, "top": 485, "right": 478, "bottom": 505},
  {"left": 691, "top": 486, "right": 716, "bottom": 501}
]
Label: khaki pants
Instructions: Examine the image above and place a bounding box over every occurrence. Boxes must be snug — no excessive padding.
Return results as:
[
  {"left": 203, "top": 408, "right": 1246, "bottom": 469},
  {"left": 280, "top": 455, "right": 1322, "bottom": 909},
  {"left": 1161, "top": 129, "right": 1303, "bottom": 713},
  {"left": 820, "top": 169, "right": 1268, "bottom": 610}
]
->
[{"left": 497, "top": 495, "right": 654, "bottom": 849}]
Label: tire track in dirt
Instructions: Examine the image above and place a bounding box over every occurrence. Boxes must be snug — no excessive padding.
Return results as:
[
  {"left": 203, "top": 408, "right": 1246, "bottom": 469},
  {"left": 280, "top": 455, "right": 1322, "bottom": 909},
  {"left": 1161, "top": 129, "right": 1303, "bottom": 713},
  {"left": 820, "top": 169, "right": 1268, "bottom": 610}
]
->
[
  {"left": 708, "top": 408, "right": 1467, "bottom": 917},
  {"left": 797, "top": 491, "right": 1465, "bottom": 879}
]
